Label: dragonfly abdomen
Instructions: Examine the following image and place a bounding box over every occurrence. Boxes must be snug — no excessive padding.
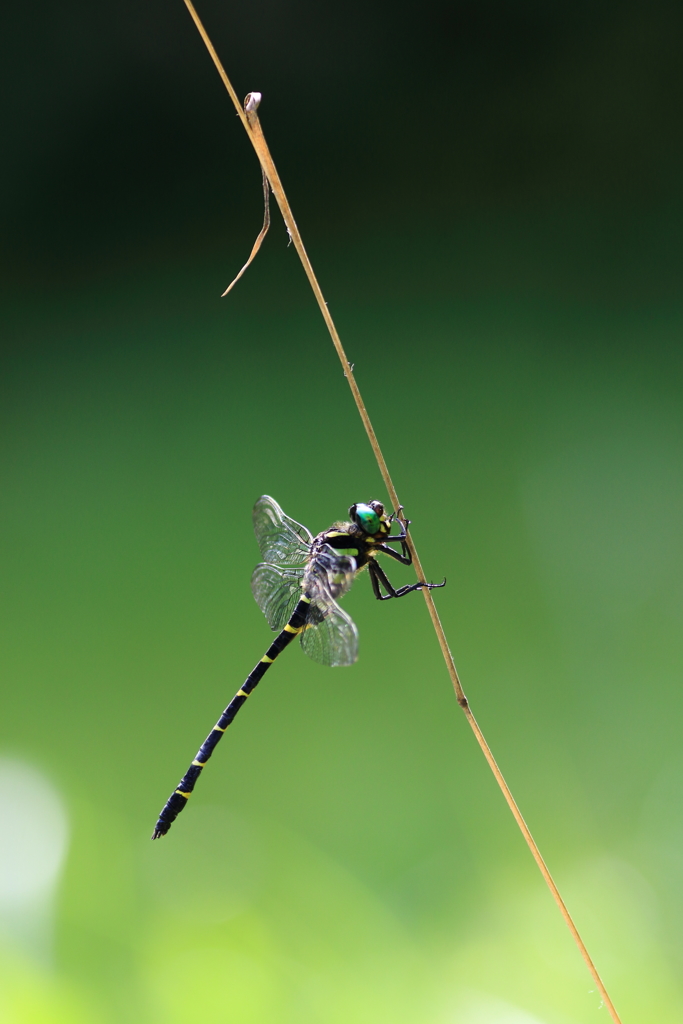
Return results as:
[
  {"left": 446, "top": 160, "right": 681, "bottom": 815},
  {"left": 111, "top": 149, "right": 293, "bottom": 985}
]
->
[{"left": 151, "top": 595, "right": 311, "bottom": 839}]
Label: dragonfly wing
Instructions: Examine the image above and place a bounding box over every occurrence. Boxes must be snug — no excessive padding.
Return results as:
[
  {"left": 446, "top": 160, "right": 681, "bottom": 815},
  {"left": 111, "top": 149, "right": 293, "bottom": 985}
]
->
[
  {"left": 300, "top": 601, "right": 359, "bottom": 666},
  {"left": 313, "top": 544, "right": 357, "bottom": 599},
  {"left": 298, "top": 546, "right": 359, "bottom": 666},
  {"left": 253, "top": 496, "right": 313, "bottom": 566},
  {"left": 251, "top": 563, "right": 305, "bottom": 631}
]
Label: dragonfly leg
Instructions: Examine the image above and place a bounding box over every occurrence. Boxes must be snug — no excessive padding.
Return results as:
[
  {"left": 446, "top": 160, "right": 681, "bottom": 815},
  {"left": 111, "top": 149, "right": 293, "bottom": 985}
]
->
[
  {"left": 369, "top": 558, "right": 445, "bottom": 600},
  {"left": 389, "top": 505, "right": 413, "bottom": 529},
  {"left": 382, "top": 513, "right": 412, "bottom": 561},
  {"left": 369, "top": 559, "right": 391, "bottom": 600},
  {"left": 377, "top": 541, "right": 412, "bottom": 565},
  {"left": 385, "top": 518, "right": 409, "bottom": 542}
]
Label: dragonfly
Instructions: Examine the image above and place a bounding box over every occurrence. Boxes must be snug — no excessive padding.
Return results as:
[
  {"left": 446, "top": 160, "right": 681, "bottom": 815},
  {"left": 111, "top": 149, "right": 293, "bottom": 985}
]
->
[{"left": 151, "top": 495, "right": 445, "bottom": 838}]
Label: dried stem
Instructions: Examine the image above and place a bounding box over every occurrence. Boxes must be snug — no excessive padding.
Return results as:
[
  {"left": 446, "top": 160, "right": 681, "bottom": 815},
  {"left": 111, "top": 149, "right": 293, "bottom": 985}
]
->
[
  {"left": 181, "top": 3, "right": 623, "bottom": 1021},
  {"left": 222, "top": 164, "right": 270, "bottom": 297}
]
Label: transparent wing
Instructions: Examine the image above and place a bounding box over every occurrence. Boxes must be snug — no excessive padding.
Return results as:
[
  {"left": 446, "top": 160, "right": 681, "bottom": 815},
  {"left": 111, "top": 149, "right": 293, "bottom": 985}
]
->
[
  {"left": 298, "top": 545, "right": 359, "bottom": 667},
  {"left": 253, "top": 495, "right": 313, "bottom": 566},
  {"left": 251, "top": 563, "right": 305, "bottom": 631},
  {"left": 310, "top": 543, "right": 357, "bottom": 601},
  {"left": 300, "top": 602, "right": 359, "bottom": 667}
]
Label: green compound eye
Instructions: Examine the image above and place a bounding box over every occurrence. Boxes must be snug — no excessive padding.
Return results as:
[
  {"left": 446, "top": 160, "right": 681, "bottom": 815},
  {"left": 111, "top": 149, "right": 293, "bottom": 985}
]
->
[{"left": 354, "top": 504, "right": 380, "bottom": 534}]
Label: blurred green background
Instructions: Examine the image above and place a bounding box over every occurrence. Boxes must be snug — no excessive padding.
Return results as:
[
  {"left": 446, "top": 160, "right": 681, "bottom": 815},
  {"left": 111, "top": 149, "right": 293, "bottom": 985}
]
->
[{"left": 2, "top": 1, "right": 683, "bottom": 1021}]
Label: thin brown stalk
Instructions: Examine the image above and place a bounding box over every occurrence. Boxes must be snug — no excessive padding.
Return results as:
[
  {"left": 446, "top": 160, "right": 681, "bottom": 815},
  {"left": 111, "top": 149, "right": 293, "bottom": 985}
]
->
[{"left": 181, "top": 3, "right": 623, "bottom": 1020}]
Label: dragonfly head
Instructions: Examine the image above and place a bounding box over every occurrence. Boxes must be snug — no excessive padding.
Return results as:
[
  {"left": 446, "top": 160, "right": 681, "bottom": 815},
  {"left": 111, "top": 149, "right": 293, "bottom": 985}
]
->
[{"left": 349, "top": 500, "right": 385, "bottom": 536}]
